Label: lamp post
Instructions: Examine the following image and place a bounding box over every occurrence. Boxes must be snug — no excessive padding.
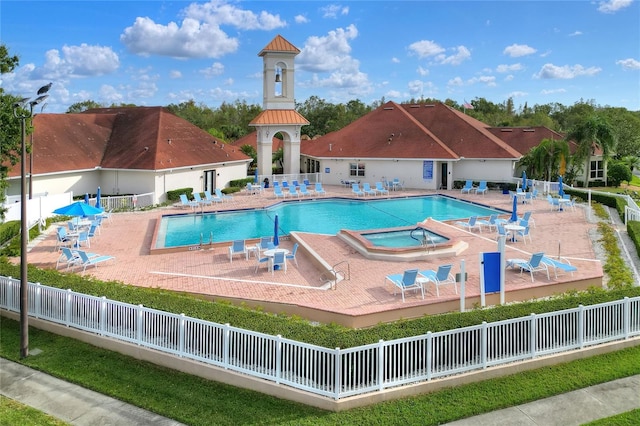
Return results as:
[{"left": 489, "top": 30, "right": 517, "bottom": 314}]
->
[{"left": 12, "top": 83, "right": 51, "bottom": 358}]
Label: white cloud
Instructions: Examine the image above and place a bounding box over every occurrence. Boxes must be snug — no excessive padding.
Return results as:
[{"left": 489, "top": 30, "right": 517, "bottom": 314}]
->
[
  {"left": 504, "top": 75, "right": 514, "bottom": 82},
  {"left": 597, "top": 0, "right": 633, "bottom": 13},
  {"left": 385, "top": 89, "right": 403, "bottom": 99},
  {"left": 43, "top": 44, "right": 119, "bottom": 78},
  {"left": 616, "top": 58, "right": 640, "bottom": 70},
  {"left": 534, "top": 63, "right": 602, "bottom": 79},
  {"left": 541, "top": 88, "right": 567, "bottom": 95},
  {"left": 408, "top": 40, "right": 445, "bottom": 59},
  {"left": 199, "top": 62, "right": 225, "bottom": 78},
  {"left": 447, "top": 77, "right": 464, "bottom": 87},
  {"left": 468, "top": 75, "right": 497, "bottom": 87},
  {"left": 295, "top": 14, "right": 309, "bottom": 24},
  {"left": 407, "top": 80, "right": 436, "bottom": 98},
  {"left": 321, "top": 4, "right": 349, "bottom": 18},
  {"left": 568, "top": 31, "right": 583, "bottom": 37},
  {"left": 169, "top": 70, "right": 182, "bottom": 79},
  {"left": 417, "top": 66, "right": 429, "bottom": 76},
  {"left": 121, "top": 1, "right": 286, "bottom": 59},
  {"left": 391, "top": 57, "right": 400, "bottom": 64},
  {"left": 496, "top": 63, "right": 523, "bottom": 73},
  {"left": 434, "top": 46, "right": 471, "bottom": 66},
  {"left": 503, "top": 44, "right": 537, "bottom": 57},
  {"left": 297, "top": 24, "right": 358, "bottom": 72},
  {"left": 98, "top": 84, "right": 124, "bottom": 103},
  {"left": 507, "top": 91, "right": 528, "bottom": 98}
]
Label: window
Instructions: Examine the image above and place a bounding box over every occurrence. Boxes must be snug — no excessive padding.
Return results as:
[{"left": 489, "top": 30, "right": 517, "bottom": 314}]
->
[
  {"left": 590, "top": 160, "right": 604, "bottom": 179},
  {"left": 349, "top": 162, "right": 365, "bottom": 177}
]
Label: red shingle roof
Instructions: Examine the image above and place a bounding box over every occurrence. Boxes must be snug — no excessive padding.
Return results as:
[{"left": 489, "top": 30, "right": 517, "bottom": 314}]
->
[
  {"left": 487, "top": 127, "right": 579, "bottom": 155},
  {"left": 8, "top": 107, "right": 250, "bottom": 177}
]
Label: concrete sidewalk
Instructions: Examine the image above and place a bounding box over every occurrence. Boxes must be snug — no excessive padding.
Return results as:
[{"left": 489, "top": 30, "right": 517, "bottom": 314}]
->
[
  {"left": 2, "top": 357, "right": 639, "bottom": 425},
  {"left": 0, "top": 358, "right": 184, "bottom": 425}
]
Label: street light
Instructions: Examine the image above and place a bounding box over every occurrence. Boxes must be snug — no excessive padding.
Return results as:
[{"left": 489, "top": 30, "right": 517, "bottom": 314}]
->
[{"left": 12, "top": 83, "right": 51, "bottom": 359}]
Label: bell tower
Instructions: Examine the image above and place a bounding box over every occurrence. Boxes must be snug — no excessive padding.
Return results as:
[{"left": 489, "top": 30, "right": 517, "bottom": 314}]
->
[{"left": 250, "top": 35, "right": 309, "bottom": 175}]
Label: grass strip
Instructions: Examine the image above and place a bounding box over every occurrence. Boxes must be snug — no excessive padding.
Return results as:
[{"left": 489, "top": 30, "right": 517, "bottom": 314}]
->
[
  {"left": 0, "top": 395, "right": 69, "bottom": 426},
  {"left": 584, "top": 408, "right": 640, "bottom": 425},
  {"left": 1, "top": 318, "right": 639, "bottom": 425}
]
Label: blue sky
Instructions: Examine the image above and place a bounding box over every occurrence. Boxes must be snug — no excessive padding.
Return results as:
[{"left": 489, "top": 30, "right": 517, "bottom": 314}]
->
[{"left": 2, "top": 0, "right": 639, "bottom": 113}]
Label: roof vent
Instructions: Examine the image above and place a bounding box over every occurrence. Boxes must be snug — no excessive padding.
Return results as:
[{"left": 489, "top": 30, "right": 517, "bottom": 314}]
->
[
  {"left": 523, "top": 129, "right": 535, "bottom": 132},
  {"left": 500, "top": 129, "right": 513, "bottom": 132},
  {"left": 424, "top": 104, "right": 435, "bottom": 107},
  {"left": 410, "top": 105, "right": 420, "bottom": 108},
  {"left": 383, "top": 107, "right": 394, "bottom": 110}
]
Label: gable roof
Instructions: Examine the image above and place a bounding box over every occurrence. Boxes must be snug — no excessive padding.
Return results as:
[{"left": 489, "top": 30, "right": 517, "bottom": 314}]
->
[
  {"left": 231, "top": 132, "right": 284, "bottom": 152},
  {"left": 487, "top": 126, "right": 581, "bottom": 155},
  {"left": 301, "top": 101, "right": 521, "bottom": 160},
  {"left": 258, "top": 34, "right": 300, "bottom": 56},
  {"left": 9, "top": 107, "right": 250, "bottom": 178}
]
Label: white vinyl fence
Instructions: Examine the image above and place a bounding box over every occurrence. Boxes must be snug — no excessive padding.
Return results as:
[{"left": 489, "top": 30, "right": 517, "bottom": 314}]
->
[{"left": 1, "top": 277, "right": 639, "bottom": 400}]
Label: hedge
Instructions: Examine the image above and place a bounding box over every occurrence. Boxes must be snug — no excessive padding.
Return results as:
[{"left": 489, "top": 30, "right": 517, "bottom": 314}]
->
[
  {"left": 628, "top": 221, "right": 640, "bottom": 262},
  {"left": 166, "top": 188, "right": 194, "bottom": 202},
  {"left": 565, "top": 188, "right": 627, "bottom": 222}
]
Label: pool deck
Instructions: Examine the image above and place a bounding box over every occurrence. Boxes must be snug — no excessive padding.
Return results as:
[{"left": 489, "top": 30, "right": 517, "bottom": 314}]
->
[{"left": 25, "top": 185, "right": 603, "bottom": 328}]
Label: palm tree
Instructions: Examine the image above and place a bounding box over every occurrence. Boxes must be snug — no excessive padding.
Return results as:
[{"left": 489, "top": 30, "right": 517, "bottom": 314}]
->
[
  {"left": 567, "top": 115, "right": 617, "bottom": 184},
  {"left": 520, "top": 138, "right": 570, "bottom": 182}
]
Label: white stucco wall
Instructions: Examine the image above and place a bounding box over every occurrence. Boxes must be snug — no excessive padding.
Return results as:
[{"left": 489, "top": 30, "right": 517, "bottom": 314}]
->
[{"left": 452, "top": 160, "right": 516, "bottom": 183}]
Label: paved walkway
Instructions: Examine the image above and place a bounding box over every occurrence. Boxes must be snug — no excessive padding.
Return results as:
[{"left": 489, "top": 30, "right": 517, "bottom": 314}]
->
[{"left": 2, "top": 358, "right": 638, "bottom": 425}]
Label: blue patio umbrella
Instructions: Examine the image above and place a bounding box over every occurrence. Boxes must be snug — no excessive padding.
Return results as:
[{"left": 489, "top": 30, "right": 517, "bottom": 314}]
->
[
  {"left": 558, "top": 175, "right": 564, "bottom": 198},
  {"left": 521, "top": 171, "right": 528, "bottom": 192},
  {"left": 273, "top": 214, "right": 280, "bottom": 247},
  {"left": 96, "top": 186, "right": 101, "bottom": 209},
  {"left": 53, "top": 201, "right": 104, "bottom": 217},
  {"left": 84, "top": 193, "right": 89, "bottom": 204},
  {"left": 510, "top": 192, "right": 518, "bottom": 222}
]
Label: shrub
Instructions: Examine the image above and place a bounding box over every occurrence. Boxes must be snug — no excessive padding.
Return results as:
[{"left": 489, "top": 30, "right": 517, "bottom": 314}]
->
[
  {"left": 607, "top": 162, "right": 633, "bottom": 187},
  {"left": 628, "top": 220, "right": 640, "bottom": 261},
  {"left": 166, "top": 188, "right": 194, "bottom": 202}
]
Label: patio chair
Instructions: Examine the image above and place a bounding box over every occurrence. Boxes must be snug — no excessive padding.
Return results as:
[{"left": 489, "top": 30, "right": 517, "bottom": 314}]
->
[
  {"left": 523, "top": 192, "right": 533, "bottom": 204},
  {"left": 271, "top": 251, "right": 287, "bottom": 274},
  {"left": 352, "top": 183, "right": 365, "bottom": 197},
  {"left": 292, "top": 180, "right": 300, "bottom": 188},
  {"left": 228, "top": 240, "right": 248, "bottom": 262},
  {"left": 214, "top": 189, "right": 232, "bottom": 202},
  {"left": 455, "top": 216, "right": 482, "bottom": 233},
  {"left": 76, "top": 250, "right": 115, "bottom": 275},
  {"left": 286, "top": 243, "right": 299, "bottom": 267},
  {"left": 256, "top": 237, "right": 274, "bottom": 256},
  {"left": 386, "top": 269, "right": 422, "bottom": 302},
  {"left": 362, "top": 182, "right": 377, "bottom": 196},
  {"left": 461, "top": 180, "right": 475, "bottom": 194},
  {"left": 281, "top": 181, "right": 289, "bottom": 188},
  {"left": 506, "top": 252, "right": 550, "bottom": 282},
  {"left": 288, "top": 186, "right": 300, "bottom": 198},
  {"left": 477, "top": 214, "right": 499, "bottom": 232},
  {"left": 254, "top": 252, "right": 270, "bottom": 273},
  {"left": 541, "top": 256, "right": 578, "bottom": 278},
  {"left": 314, "top": 183, "right": 326, "bottom": 196},
  {"left": 531, "top": 189, "right": 539, "bottom": 200},
  {"left": 392, "top": 178, "right": 404, "bottom": 190},
  {"left": 515, "top": 222, "right": 532, "bottom": 244},
  {"left": 299, "top": 184, "right": 312, "bottom": 197},
  {"left": 274, "top": 186, "right": 287, "bottom": 199},
  {"left": 475, "top": 181, "right": 488, "bottom": 195},
  {"left": 518, "top": 211, "right": 536, "bottom": 228},
  {"left": 419, "top": 264, "right": 457, "bottom": 297},
  {"left": 547, "top": 195, "right": 560, "bottom": 211},
  {"left": 74, "top": 231, "right": 90, "bottom": 248},
  {"left": 54, "top": 227, "right": 73, "bottom": 251},
  {"left": 179, "top": 194, "right": 198, "bottom": 210},
  {"left": 303, "top": 179, "right": 311, "bottom": 186},
  {"left": 375, "top": 182, "right": 389, "bottom": 195},
  {"left": 496, "top": 224, "right": 512, "bottom": 241}
]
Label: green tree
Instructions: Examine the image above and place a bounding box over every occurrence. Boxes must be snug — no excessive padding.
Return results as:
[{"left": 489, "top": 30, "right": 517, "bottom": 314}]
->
[
  {"left": 240, "top": 145, "right": 257, "bottom": 168},
  {"left": 520, "top": 138, "right": 571, "bottom": 182},
  {"left": 567, "top": 114, "right": 617, "bottom": 184},
  {"left": 607, "top": 162, "right": 633, "bottom": 187},
  {"left": 66, "top": 100, "right": 104, "bottom": 113}
]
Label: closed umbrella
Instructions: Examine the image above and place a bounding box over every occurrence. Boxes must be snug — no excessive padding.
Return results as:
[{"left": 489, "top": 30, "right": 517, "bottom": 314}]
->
[
  {"left": 521, "top": 171, "right": 527, "bottom": 192},
  {"left": 84, "top": 193, "right": 89, "bottom": 204},
  {"left": 254, "top": 168, "right": 259, "bottom": 184},
  {"left": 273, "top": 214, "right": 280, "bottom": 247},
  {"left": 510, "top": 193, "right": 518, "bottom": 222},
  {"left": 53, "top": 201, "right": 104, "bottom": 217},
  {"left": 96, "top": 186, "right": 101, "bottom": 209},
  {"left": 558, "top": 176, "right": 564, "bottom": 198}
]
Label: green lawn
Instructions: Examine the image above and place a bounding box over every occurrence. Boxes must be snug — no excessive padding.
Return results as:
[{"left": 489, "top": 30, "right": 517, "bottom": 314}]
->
[
  {"left": 0, "top": 395, "right": 69, "bottom": 426},
  {"left": 2, "top": 318, "right": 639, "bottom": 425}
]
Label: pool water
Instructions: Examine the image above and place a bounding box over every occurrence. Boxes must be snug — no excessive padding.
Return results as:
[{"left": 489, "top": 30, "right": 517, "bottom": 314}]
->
[
  {"left": 362, "top": 229, "right": 449, "bottom": 248},
  {"left": 156, "top": 195, "right": 504, "bottom": 248}
]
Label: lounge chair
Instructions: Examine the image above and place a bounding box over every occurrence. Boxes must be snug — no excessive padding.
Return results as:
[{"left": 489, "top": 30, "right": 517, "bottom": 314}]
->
[
  {"left": 179, "top": 194, "right": 198, "bottom": 210},
  {"left": 292, "top": 180, "right": 300, "bottom": 188},
  {"left": 541, "top": 256, "right": 578, "bottom": 278},
  {"left": 352, "top": 183, "right": 365, "bottom": 197},
  {"left": 386, "top": 269, "right": 422, "bottom": 302},
  {"left": 193, "top": 192, "right": 212, "bottom": 206},
  {"left": 477, "top": 214, "right": 499, "bottom": 232},
  {"left": 288, "top": 186, "right": 300, "bottom": 198},
  {"left": 228, "top": 240, "right": 248, "bottom": 262},
  {"left": 475, "top": 181, "right": 488, "bottom": 195},
  {"left": 506, "top": 252, "right": 549, "bottom": 282},
  {"left": 214, "top": 189, "right": 232, "bottom": 202},
  {"left": 57, "top": 247, "right": 100, "bottom": 270},
  {"left": 286, "top": 243, "right": 299, "bottom": 267},
  {"left": 274, "top": 186, "right": 287, "bottom": 199},
  {"left": 76, "top": 250, "right": 115, "bottom": 274},
  {"left": 281, "top": 181, "right": 289, "bottom": 188},
  {"left": 455, "top": 216, "right": 482, "bottom": 233},
  {"left": 362, "top": 182, "right": 377, "bottom": 196},
  {"left": 419, "top": 264, "right": 457, "bottom": 297},
  {"left": 314, "top": 183, "right": 326, "bottom": 196},
  {"left": 375, "top": 182, "right": 389, "bottom": 195},
  {"left": 461, "top": 180, "right": 475, "bottom": 194},
  {"left": 298, "top": 184, "right": 312, "bottom": 197},
  {"left": 303, "top": 179, "right": 311, "bottom": 186}
]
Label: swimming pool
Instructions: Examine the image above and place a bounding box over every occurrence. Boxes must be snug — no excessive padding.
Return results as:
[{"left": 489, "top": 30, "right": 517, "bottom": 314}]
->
[
  {"left": 154, "top": 195, "right": 505, "bottom": 249},
  {"left": 362, "top": 228, "right": 449, "bottom": 248}
]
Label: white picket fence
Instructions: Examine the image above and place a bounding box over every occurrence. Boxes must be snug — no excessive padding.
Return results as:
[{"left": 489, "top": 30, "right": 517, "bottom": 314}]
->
[{"left": 1, "top": 277, "right": 639, "bottom": 400}]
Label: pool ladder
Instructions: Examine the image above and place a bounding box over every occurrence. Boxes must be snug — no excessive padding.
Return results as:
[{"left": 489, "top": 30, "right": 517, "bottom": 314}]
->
[
  {"left": 410, "top": 227, "right": 436, "bottom": 252},
  {"left": 329, "top": 260, "right": 350, "bottom": 290}
]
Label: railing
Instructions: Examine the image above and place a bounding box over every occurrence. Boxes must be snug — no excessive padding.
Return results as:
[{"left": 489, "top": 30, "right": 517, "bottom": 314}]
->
[
  {"left": 1, "top": 277, "right": 638, "bottom": 400},
  {"left": 89, "top": 192, "right": 155, "bottom": 211}
]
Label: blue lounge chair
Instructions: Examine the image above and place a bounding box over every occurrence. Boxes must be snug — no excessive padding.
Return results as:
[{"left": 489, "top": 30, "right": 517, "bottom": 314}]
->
[
  {"left": 292, "top": 180, "right": 300, "bottom": 188},
  {"left": 506, "top": 252, "right": 549, "bottom": 282},
  {"left": 299, "top": 184, "right": 312, "bottom": 197},
  {"left": 193, "top": 192, "right": 212, "bottom": 206},
  {"left": 352, "top": 183, "right": 365, "bottom": 197},
  {"left": 282, "top": 181, "right": 289, "bottom": 188},
  {"left": 228, "top": 240, "right": 248, "bottom": 262},
  {"left": 314, "top": 183, "right": 326, "bottom": 196},
  {"left": 179, "top": 194, "right": 198, "bottom": 209},
  {"left": 76, "top": 250, "right": 115, "bottom": 275},
  {"left": 461, "top": 180, "right": 475, "bottom": 194},
  {"left": 303, "top": 179, "right": 311, "bottom": 186},
  {"left": 375, "top": 182, "right": 389, "bottom": 195},
  {"left": 386, "top": 269, "right": 422, "bottom": 302},
  {"left": 362, "top": 182, "right": 377, "bottom": 196},
  {"left": 274, "top": 186, "right": 287, "bottom": 199},
  {"left": 541, "top": 256, "right": 578, "bottom": 278},
  {"left": 477, "top": 214, "right": 499, "bottom": 231},
  {"left": 475, "top": 181, "right": 488, "bottom": 195},
  {"left": 288, "top": 186, "right": 300, "bottom": 198},
  {"left": 214, "top": 188, "right": 233, "bottom": 202},
  {"left": 419, "top": 264, "right": 457, "bottom": 297},
  {"left": 455, "top": 216, "right": 482, "bottom": 233}
]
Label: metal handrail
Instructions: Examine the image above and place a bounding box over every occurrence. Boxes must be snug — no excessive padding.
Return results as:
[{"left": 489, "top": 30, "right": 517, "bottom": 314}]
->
[{"left": 330, "top": 260, "right": 350, "bottom": 290}]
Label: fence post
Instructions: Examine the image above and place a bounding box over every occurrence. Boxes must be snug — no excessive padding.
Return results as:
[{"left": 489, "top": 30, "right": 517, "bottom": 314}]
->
[
  {"left": 275, "top": 335, "right": 282, "bottom": 384},
  {"left": 178, "top": 313, "right": 185, "bottom": 357},
  {"left": 223, "top": 323, "right": 230, "bottom": 368},
  {"left": 334, "top": 347, "right": 341, "bottom": 400},
  {"left": 65, "top": 289, "right": 72, "bottom": 326},
  {"left": 426, "top": 331, "right": 432, "bottom": 381},
  {"left": 99, "top": 296, "right": 107, "bottom": 336},
  {"left": 530, "top": 313, "right": 537, "bottom": 359},
  {"left": 578, "top": 305, "right": 585, "bottom": 349},
  {"left": 623, "top": 297, "right": 630, "bottom": 339},
  {"left": 481, "top": 321, "right": 488, "bottom": 369},
  {"left": 136, "top": 304, "right": 144, "bottom": 344},
  {"left": 377, "top": 339, "right": 385, "bottom": 392},
  {"left": 34, "top": 282, "right": 41, "bottom": 319}
]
